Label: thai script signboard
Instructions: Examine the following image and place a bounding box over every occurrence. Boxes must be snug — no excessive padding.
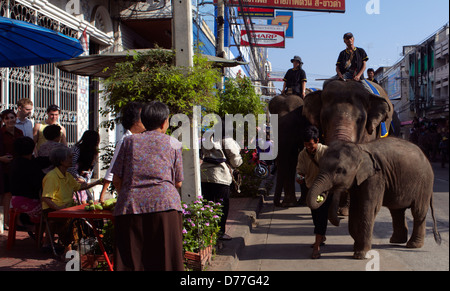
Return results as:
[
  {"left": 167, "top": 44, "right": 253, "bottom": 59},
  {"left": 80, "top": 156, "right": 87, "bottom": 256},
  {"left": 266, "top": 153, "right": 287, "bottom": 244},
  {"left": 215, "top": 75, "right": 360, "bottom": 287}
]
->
[{"left": 224, "top": 0, "right": 345, "bottom": 13}]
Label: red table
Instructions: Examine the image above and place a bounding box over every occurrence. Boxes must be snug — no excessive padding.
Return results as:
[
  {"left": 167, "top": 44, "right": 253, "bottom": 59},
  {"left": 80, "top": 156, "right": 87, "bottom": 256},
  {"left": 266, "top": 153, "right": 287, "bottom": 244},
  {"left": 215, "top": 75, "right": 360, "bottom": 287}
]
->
[{"left": 48, "top": 204, "right": 114, "bottom": 271}]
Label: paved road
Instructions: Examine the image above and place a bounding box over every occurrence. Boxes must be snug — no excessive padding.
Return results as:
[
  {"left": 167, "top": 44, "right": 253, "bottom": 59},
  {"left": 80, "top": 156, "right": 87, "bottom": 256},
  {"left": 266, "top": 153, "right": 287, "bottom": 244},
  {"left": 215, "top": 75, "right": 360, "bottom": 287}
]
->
[{"left": 235, "top": 162, "right": 449, "bottom": 271}]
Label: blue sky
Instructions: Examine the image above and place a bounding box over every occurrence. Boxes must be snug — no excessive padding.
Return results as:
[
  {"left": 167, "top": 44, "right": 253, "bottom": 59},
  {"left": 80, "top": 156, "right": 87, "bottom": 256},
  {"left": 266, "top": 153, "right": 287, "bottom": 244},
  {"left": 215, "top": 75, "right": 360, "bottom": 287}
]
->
[{"left": 265, "top": 0, "right": 449, "bottom": 89}]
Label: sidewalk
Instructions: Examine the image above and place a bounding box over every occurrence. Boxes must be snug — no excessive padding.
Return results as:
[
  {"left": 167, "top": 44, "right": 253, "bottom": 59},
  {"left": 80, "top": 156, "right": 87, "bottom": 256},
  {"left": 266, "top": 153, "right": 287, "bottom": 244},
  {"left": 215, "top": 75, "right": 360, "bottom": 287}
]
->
[
  {"left": 0, "top": 230, "right": 65, "bottom": 271},
  {"left": 0, "top": 197, "right": 263, "bottom": 271}
]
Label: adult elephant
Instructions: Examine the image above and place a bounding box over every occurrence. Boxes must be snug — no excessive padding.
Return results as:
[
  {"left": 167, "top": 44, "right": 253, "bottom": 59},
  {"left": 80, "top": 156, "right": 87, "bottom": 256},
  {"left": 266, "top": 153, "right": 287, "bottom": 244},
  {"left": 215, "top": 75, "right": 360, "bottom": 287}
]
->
[
  {"left": 307, "top": 138, "right": 441, "bottom": 259},
  {"left": 268, "top": 92, "right": 312, "bottom": 207},
  {"left": 303, "top": 80, "right": 394, "bottom": 215},
  {"left": 303, "top": 80, "right": 394, "bottom": 144}
]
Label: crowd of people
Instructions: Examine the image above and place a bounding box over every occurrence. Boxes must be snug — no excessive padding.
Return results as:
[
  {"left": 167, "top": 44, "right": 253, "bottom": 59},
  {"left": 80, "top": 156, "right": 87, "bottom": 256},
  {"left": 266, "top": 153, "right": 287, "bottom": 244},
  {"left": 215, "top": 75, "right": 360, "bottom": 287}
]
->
[
  {"left": 409, "top": 117, "right": 449, "bottom": 168},
  {"left": 0, "top": 100, "right": 101, "bottom": 256},
  {"left": 0, "top": 99, "right": 244, "bottom": 271}
]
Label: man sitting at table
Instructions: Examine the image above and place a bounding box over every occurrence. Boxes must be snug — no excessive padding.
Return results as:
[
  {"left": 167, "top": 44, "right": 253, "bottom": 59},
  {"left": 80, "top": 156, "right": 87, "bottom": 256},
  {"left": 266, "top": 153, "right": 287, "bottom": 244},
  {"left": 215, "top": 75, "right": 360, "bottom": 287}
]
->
[{"left": 41, "top": 147, "right": 101, "bottom": 255}]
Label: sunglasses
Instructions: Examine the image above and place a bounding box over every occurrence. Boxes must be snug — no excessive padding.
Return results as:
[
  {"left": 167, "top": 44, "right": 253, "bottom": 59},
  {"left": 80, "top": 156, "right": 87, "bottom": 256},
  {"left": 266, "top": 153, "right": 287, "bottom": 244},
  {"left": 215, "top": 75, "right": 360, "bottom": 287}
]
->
[{"left": 47, "top": 105, "right": 60, "bottom": 112}]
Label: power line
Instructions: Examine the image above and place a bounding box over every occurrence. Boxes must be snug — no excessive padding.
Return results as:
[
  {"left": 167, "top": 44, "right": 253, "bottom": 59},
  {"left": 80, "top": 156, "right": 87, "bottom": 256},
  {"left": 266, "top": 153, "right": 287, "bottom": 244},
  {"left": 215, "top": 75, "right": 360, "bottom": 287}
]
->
[{"left": 224, "top": 0, "right": 267, "bottom": 83}]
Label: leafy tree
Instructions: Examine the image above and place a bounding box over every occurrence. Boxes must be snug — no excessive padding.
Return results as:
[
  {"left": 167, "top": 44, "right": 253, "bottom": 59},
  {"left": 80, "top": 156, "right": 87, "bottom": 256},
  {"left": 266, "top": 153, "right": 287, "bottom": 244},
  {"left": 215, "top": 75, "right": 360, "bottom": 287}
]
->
[
  {"left": 216, "top": 71, "right": 265, "bottom": 117},
  {"left": 100, "top": 48, "right": 221, "bottom": 129}
]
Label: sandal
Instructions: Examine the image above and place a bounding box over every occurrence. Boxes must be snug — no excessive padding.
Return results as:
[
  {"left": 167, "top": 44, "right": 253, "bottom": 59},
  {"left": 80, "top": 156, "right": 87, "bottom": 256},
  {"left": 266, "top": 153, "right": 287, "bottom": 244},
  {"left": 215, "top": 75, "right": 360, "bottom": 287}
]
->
[
  {"left": 311, "top": 249, "right": 321, "bottom": 259},
  {"left": 310, "top": 236, "right": 326, "bottom": 248},
  {"left": 219, "top": 233, "right": 232, "bottom": 240}
]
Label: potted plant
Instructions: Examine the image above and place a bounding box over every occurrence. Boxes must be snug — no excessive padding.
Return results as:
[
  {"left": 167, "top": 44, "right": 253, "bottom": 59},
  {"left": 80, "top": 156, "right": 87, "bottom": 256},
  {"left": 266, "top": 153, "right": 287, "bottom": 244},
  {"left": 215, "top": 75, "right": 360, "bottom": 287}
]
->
[{"left": 182, "top": 197, "right": 223, "bottom": 271}]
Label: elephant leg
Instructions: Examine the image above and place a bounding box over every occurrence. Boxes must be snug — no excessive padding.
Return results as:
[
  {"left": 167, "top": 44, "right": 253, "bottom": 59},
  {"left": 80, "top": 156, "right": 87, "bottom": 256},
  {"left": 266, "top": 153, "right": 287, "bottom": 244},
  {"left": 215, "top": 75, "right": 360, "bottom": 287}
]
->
[
  {"left": 349, "top": 191, "right": 381, "bottom": 260},
  {"left": 281, "top": 158, "right": 298, "bottom": 207},
  {"left": 406, "top": 202, "right": 428, "bottom": 248},
  {"left": 389, "top": 208, "right": 408, "bottom": 244},
  {"left": 281, "top": 180, "right": 297, "bottom": 207},
  {"left": 273, "top": 173, "right": 283, "bottom": 207}
]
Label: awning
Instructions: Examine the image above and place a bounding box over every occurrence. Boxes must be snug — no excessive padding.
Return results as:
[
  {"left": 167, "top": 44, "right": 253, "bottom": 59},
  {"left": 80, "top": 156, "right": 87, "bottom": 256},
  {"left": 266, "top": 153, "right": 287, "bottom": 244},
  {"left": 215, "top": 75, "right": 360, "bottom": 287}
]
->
[
  {"left": 55, "top": 48, "right": 247, "bottom": 78},
  {"left": 0, "top": 16, "right": 83, "bottom": 67}
]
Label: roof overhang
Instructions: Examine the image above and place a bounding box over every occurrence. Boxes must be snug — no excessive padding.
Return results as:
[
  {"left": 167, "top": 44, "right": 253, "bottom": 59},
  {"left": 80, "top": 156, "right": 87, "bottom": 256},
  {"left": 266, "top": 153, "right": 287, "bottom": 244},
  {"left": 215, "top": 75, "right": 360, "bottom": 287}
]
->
[{"left": 56, "top": 49, "right": 247, "bottom": 78}]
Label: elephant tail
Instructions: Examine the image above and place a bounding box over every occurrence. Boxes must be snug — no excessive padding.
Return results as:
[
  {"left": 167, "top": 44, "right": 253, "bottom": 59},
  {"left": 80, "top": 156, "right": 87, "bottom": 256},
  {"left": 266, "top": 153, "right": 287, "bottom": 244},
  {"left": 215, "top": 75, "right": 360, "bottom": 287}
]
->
[{"left": 430, "top": 195, "right": 442, "bottom": 246}]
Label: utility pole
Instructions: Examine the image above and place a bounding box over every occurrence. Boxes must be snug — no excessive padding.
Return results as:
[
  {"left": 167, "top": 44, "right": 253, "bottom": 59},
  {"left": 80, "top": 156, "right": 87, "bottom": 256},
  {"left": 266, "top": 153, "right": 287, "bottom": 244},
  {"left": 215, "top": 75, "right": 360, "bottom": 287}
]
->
[
  {"left": 172, "top": 0, "right": 201, "bottom": 203},
  {"left": 216, "top": 0, "right": 225, "bottom": 89},
  {"left": 173, "top": 0, "right": 194, "bottom": 67}
]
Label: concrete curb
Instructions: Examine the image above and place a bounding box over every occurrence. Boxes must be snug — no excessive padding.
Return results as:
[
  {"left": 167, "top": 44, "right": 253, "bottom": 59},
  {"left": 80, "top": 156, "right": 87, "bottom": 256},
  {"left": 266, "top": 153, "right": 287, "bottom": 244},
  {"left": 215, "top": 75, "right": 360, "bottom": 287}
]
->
[{"left": 207, "top": 195, "right": 264, "bottom": 271}]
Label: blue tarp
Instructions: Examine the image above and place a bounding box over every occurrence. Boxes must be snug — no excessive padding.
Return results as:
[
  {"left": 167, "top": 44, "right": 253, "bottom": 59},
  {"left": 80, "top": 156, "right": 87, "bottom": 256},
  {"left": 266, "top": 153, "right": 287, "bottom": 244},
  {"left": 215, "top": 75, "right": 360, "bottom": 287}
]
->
[{"left": 0, "top": 16, "right": 83, "bottom": 67}]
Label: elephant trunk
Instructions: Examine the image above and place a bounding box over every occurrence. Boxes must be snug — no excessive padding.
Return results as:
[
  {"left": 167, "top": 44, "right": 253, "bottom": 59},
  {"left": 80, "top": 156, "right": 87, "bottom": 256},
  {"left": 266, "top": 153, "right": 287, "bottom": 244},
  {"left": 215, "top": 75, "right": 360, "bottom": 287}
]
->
[
  {"left": 307, "top": 174, "right": 333, "bottom": 210},
  {"left": 326, "top": 115, "right": 357, "bottom": 144},
  {"left": 327, "top": 191, "right": 342, "bottom": 227},
  {"left": 307, "top": 174, "right": 342, "bottom": 227}
]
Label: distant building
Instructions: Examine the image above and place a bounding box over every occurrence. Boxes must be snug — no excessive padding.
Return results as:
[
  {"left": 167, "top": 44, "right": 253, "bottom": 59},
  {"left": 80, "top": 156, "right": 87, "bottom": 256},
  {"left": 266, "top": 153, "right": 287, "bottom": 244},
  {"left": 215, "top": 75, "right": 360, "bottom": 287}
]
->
[{"left": 375, "top": 23, "right": 449, "bottom": 139}]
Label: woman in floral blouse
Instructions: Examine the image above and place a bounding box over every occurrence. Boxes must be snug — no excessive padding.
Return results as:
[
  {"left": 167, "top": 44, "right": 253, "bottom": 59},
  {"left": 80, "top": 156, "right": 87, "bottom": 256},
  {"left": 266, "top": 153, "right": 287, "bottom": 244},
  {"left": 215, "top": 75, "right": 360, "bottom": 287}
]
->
[{"left": 112, "top": 101, "right": 184, "bottom": 271}]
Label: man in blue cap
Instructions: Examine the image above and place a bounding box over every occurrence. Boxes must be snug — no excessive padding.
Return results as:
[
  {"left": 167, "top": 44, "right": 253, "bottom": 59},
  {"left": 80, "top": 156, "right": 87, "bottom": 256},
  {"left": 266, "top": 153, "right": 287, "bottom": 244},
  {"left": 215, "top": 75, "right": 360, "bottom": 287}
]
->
[{"left": 282, "top": 55, "right": 307, "bottom": 99}]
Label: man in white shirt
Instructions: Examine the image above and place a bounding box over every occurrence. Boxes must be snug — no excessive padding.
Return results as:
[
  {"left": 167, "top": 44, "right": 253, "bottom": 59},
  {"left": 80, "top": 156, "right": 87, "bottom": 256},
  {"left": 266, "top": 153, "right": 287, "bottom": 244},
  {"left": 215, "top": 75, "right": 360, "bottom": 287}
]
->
[
  {"left": 15, "top": 98, "right": 34, "bottom": 139},
  {"left": 296, "top": 126, "right": 329, "bottom": 259}
]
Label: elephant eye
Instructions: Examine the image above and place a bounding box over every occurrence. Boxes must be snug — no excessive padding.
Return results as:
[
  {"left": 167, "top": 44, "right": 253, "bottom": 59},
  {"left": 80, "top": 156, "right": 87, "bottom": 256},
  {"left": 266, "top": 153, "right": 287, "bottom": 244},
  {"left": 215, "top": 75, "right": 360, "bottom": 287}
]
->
[{"left": 336, "top": 167, "right": 347, "bottom": 175}]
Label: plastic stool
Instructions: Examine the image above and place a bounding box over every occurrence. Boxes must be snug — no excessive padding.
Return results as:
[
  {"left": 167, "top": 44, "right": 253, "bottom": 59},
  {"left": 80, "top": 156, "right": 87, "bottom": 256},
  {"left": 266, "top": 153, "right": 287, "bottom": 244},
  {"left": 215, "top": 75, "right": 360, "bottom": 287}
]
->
[{"left": 6, "top": 208, "right": 21, "bottom": 250}]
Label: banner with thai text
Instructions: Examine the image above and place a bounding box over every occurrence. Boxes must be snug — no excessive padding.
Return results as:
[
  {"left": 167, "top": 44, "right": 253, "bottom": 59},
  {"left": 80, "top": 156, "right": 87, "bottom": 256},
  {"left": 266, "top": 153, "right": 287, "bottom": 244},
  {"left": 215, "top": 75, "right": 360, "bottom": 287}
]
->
[{"left": 223, "top": 0, "right": 345, "bottom": 13}]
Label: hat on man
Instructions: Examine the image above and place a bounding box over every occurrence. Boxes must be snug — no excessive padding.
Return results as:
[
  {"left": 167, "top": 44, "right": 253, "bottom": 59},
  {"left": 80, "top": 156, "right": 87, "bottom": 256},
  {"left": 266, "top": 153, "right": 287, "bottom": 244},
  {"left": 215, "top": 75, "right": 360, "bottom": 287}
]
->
[
  {"left": 291, "top": 56, "right": 303, "bottom": 64},
  {"left": 343, "top": 32, "right": 354, "bottom": 39}
]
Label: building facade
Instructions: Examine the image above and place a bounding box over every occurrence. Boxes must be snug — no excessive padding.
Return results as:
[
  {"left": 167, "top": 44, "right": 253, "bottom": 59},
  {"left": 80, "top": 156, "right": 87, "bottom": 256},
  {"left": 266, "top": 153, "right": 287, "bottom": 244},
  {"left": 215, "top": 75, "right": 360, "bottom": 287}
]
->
[
  {"left": 1, "top": 0, "right": 268, "bottom": 183},
  {"left": 376, "top": 23, "right": 449, "bottom": 139},
  {"left": 1, "top": 0, "right": 116, "bottom": 148}
]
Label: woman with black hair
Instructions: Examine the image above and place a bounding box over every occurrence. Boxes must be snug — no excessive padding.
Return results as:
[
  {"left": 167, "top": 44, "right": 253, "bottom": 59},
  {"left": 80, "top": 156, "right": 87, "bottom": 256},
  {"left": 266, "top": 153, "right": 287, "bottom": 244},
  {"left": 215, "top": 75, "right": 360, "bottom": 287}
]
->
[
  {"left": 68, "top": 130, "right": 100, "bottom": 203},
  {"left": 111, "top": 101, "right": 184, "bottom": 271},
  {"left": 1, "top": 109, "right": 23, "bottom": 229},
  {"left": 99, "top": 101, "right": 145, "bottom": 202},
  {"left": 10, "top": 136, "right": 44, "bottom": 232}
]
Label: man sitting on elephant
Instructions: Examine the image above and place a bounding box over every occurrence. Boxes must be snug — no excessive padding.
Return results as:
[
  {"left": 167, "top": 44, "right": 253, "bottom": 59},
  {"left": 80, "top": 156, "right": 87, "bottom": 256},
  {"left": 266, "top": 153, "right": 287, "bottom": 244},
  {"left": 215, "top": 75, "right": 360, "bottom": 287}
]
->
[
  {"left": 282, "top": 56, "right": 307, "bottom": 98},
  {"left": 334, "top": 32, "right": 368, "bottom": 83}
]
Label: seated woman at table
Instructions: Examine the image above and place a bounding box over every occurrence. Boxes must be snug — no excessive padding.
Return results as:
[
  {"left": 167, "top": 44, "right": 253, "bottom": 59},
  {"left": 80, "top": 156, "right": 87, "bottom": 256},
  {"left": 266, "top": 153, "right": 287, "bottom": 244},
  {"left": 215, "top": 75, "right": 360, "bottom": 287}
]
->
[
  {"left": 41, "top": 147, "right": 101, "bottom": 254},
  {"left": 111, "top": 101, "right": 184, "bottom": 271},
  {"left": 10, "top": 137, "right": 44, "bottom": 235}
]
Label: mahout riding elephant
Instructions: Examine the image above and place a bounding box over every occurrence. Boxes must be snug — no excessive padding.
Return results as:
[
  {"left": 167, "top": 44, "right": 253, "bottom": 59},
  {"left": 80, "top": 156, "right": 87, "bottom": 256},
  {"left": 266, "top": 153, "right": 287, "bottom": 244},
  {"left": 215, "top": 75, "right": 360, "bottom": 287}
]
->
[
  {"left": 303, "top": 80, "right": 394, "bottom": 215},
  {"left": 307, "top": 137, "right": 441, "bottom": 259},
  {"left": 268, "top": 92, "right": 312, "bottom": 207}
]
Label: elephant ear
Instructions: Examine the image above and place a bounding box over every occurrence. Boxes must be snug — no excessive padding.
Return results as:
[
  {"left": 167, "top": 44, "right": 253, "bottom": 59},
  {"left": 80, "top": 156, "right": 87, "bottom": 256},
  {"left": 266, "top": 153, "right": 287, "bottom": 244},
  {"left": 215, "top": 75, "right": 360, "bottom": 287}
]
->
[
  {"left": 303, "top": 90, "right": 322, "bottom": 127},
  {"left": 356, "top": 149, "right": 381, "bottom": 186},
  {"left": 366, "top": 93, "right": 392, "bottom": 135}
]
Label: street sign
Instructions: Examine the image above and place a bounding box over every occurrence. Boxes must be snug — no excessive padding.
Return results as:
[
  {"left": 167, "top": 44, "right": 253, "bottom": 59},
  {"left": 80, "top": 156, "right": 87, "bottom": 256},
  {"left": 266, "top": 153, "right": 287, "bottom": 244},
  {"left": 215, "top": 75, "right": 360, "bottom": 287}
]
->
[
  {"left": 240, "top": 25, "right": 285, "bottom": 48},
  {"left": 267, "top": 71, "right": 285, "bottom": 81},
  {"left": 223, "top": 0, "right": 345, "bottom": 13},
  {"left": 268, "top": 11, "right": 294, "bottom": 38}
]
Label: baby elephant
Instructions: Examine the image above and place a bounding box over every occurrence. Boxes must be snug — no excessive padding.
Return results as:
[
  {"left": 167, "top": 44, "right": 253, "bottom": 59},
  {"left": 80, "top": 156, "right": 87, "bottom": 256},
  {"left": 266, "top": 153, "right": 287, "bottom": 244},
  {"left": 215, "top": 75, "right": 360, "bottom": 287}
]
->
[{"left": 307, "top": 137, "right": 441, "bottom": 259}]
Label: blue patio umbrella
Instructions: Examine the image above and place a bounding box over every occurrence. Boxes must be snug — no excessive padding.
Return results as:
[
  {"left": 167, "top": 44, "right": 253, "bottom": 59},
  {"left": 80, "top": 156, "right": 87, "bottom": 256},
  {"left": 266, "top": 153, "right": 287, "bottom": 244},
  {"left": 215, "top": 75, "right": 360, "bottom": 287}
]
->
[{"left": 0, "top": 16, "right": 83, "bottom": 67}]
